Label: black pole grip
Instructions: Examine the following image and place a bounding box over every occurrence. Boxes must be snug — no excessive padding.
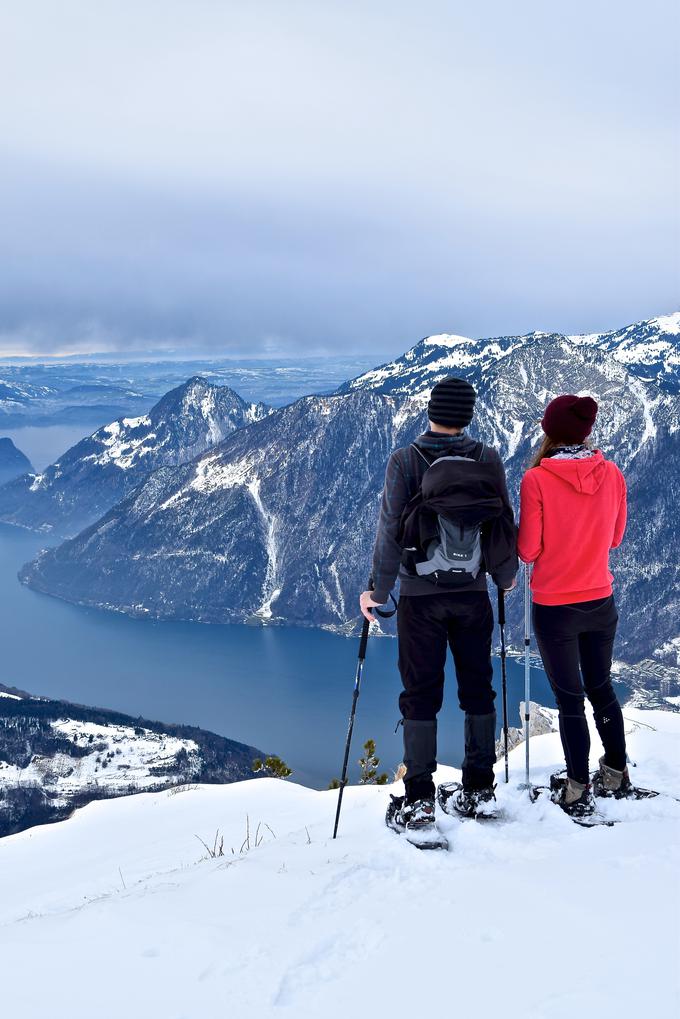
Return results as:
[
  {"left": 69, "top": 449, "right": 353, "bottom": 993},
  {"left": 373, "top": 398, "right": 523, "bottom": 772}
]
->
[
  {"left": 497, "top": 587, "right": 506, "bottom": 626},
  {"left": 358, "top": 615, "right": 371, "bottom": 661}
]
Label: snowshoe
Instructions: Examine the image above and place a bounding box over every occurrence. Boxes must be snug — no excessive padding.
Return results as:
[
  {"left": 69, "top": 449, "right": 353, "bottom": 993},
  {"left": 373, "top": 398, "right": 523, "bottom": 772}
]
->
[
  {"left": 437, "top": 782, "right": 499, "bottom": 820},
  {"left": 530, "top": 776, "right": 618, "bottom": 828},
  {"left": 591, "top": 757, "right": 659, "bottom": 800},
  {"left": 385, "top": 795, "right": 449, "bottom": 851}
]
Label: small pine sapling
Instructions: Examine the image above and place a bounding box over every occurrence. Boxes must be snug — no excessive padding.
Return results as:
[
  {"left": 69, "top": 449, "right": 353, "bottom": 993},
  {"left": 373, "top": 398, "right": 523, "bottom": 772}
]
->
[
  {"left": 252, "top": 755, "right": 292, "bottom": 779},
  {"left": 358, "top": 739, "right": 389, "bottom": 785}
]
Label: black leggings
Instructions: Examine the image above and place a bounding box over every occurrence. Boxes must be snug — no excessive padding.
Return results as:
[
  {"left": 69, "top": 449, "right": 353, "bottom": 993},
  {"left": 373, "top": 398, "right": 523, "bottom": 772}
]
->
[{"left": 532, "top": 596, "right": 626, "bottom": 785}]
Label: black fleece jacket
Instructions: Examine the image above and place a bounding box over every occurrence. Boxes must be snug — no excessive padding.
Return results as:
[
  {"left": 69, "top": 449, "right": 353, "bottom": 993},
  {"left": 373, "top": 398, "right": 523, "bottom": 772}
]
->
[{"left": 370, "top": 430, "right": 517, "bottom": 603}]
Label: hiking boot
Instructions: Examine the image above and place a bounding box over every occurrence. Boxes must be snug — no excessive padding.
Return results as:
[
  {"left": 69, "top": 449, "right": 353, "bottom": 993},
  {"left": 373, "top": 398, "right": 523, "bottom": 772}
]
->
[
  {"left": 385, "top": 794, "right": 447, "bottom": 849},
  {"left": 437, "top": 782, "right": 497, "bottom": 819},
  {"left": 592, "top": 757, "right": 632, "bottom": 799},
  {"left": 549, "top": 773, "right": 595, "bottom": 817},
  {"left": 385, "top": 795, "right": 436, "bottom": 833},
  {"left": 403, "top": 797, "right": 437, "bottom": 832}
]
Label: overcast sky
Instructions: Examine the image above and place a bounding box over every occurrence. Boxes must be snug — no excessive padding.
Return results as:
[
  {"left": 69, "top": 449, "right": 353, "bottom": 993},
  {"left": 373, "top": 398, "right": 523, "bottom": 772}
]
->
[{"left": 0, "top": 1, "right": 678, "bottom": 358}]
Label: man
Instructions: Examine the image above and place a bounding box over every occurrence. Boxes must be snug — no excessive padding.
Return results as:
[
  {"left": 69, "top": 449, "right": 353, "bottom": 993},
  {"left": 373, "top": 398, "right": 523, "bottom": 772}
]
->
[{"left": 360, "top": 376, "right": 518, "bottom": 839}]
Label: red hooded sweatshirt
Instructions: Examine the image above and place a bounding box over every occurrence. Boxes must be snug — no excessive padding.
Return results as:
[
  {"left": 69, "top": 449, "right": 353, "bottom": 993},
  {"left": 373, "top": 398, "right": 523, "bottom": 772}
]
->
[{"left": 517, "top": 450, "right": 627, "bottom": 606}]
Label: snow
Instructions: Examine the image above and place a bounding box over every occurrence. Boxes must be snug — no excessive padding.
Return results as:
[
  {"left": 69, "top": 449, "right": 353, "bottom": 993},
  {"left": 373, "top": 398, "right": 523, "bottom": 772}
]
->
[
  {"left": 120, "top": 415, "right": 151, "bottom": 429},
  {"left": 189, "top": 453, "right": 257, "bottom": 494},
  {"left": 627, "top": 377, "right": 658, "bottom": 447},
  {"left": 28, "top": 472, "right": 46, "bottom": 491},
  {"left": 90, "top": 416, "right": 158, "bottom": 470},
  {"left": 0, "top": 691, "right": 21, "bottom": 699},
  {"left": 0, "top": 708, "right": 678, "bottom": 1018},
  {"left": 0, "top": 719, "right": 201, "bottom": 803},
  {"left": 248, "top": 477, "right": 281, "bottom": 619},
  {"left": 652, "top": 312, "right": 680, "bottom": 335},
  {"left": 422, "top": 332, "right": 474, "bottom": 347}
]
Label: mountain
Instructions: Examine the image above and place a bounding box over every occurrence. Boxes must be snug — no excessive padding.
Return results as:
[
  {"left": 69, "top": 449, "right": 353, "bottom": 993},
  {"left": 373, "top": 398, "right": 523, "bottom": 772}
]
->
[
  {"left": 0, "top": 377, "right": 270, "bottom": 535},
  {"left": 18, "top": 317, "right": 680, "bottom": 681},
  {"left": 0, "top": 687, "right": 265, "bottom": 837},
  {"left": 569, "top": 313, "right": 680, "bottom": 393},
  {"left": 20, "top": 389, "right": 408, "bottom": 623},
  {"left": 0, "top": 707, "right": 678, "bottom": 1017},
  {"left": 0, "top": 437, "right": 33, "bottom": 485},
  {"left": 340, "top": 311, "right": 680, "bottom": 397}
]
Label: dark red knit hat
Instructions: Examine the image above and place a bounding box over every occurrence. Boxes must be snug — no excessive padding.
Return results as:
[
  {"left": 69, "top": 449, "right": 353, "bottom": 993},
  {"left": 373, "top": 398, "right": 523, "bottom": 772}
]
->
[{"left": 541, "top": 394, "right": 598, "bottom": 443}]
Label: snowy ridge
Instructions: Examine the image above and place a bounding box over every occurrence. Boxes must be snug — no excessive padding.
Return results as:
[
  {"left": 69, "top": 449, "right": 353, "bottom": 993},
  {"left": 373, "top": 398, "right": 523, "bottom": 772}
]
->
[
  {"left": 0, "top": 708, "right": 677, "bottom": 1018},
  {"left": 339, "top": 331, "right": 525, "bottom": 395},
  {"left": 0, "top": 376, "right": 272, "bottom": 535},
  {"left": 340, "top": 315, "right": 680, "bottom": 397},
  {"left": 568, "top": 312, "right": 680, "bottom": 391}
]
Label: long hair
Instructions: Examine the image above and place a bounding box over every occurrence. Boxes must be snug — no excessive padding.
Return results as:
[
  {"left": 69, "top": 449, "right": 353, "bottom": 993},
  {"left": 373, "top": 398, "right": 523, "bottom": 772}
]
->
[{"left": 529, "top": 435, "right": 591, "bottom": 468}]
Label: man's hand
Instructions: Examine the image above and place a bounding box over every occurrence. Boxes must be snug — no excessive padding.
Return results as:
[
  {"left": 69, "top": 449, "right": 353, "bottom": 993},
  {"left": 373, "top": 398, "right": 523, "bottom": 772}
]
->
[
  {"left": 360, "top": 590, "right": 385, "bottom": 622},
  {"left": 503, "top": 577, "right": 518, "bottom": 592}
]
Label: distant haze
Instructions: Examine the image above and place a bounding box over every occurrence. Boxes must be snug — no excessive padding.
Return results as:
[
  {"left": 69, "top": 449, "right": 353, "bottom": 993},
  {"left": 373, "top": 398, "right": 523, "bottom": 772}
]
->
[{"left": 0, "top": 1, "right": 678, "bottom": 358}]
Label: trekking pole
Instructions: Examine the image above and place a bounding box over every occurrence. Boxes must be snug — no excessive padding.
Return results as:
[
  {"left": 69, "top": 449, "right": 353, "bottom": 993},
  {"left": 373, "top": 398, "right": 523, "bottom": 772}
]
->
[
  {"left": 523, "top": 562, "right": 532, "bottom": 788},
  {"left": 332, "top": 590, "right": 396, "bottom": 839},
  {"left": 497, "top": 587, "right": 509, "bottom": 783}
]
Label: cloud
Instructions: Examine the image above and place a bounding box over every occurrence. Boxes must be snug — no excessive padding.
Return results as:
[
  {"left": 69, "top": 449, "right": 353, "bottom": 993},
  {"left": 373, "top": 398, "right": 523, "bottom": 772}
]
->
[{"left": 0, "top": 1, "right": 678, "bottom": 356}]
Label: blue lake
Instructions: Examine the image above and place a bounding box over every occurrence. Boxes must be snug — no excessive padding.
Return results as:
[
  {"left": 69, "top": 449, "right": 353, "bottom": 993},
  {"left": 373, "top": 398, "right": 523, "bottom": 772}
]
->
[{"left": 0, "top": 522, "right": 557, "bottom": 788}]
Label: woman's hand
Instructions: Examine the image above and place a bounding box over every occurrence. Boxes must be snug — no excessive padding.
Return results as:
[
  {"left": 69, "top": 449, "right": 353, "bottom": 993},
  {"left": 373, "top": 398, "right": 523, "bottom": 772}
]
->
[{"left": 359, "top": 590, "right": 385, "bottom": 622}]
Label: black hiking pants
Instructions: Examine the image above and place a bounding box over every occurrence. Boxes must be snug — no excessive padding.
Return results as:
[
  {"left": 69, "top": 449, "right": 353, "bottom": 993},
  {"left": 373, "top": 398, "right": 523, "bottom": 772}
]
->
[
  {"left": 532, "top": 595, "right": 626, "bottom": 785},
  {"left": 397, "top": 591, "right": 497, "bottom": 801}
]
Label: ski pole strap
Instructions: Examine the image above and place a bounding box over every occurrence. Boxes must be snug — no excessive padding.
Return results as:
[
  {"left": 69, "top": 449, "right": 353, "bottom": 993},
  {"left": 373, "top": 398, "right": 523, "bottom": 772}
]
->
[
  {"left": 367, "top": 574, "right": 398, "bottom": 619},
  {"left": 374, "top": 593, "right": 398, "bottom": 619},
  {"left": 497, "top": 587, "right": 505, "bottom": 626}
]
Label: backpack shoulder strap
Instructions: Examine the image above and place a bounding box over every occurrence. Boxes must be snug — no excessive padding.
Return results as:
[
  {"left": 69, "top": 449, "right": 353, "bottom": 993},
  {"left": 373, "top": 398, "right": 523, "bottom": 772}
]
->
[
  {"left": 412, "top": 441, "right": 486, "bottom": 465},
  {"left": 410, "top": 443, "right": 433, "bottom": 467}
]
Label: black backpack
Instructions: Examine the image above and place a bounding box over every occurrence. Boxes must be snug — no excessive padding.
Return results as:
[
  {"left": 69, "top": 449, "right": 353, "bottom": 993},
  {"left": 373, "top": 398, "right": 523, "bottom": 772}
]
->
[{"left": 400, "top": 442, "right": 488, "bottom": 587}]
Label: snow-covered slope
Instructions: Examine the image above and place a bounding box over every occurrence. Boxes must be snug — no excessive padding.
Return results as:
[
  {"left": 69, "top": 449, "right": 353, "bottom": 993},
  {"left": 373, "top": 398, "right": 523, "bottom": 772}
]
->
[
  {"left": 0, "top": 717, "right": 201, "bottom": 796},
  {"left": 569, "top": 312, "right": 680, "bottom": 392},
  {"left": 0, "top": 692, "right": 265, "bottom": 836},
  {"left": 0, "top": 708, "right": 677, "bottom": 1019},
  {"left": 0, "top": 377, "right": 270, "bottom": 535}
]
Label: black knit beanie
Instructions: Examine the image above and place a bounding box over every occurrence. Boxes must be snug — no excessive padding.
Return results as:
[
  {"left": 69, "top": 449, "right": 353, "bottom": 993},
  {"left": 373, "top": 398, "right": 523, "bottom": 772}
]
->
[{"left": 427, "top": 377, "right": 476, "bottom": 428}]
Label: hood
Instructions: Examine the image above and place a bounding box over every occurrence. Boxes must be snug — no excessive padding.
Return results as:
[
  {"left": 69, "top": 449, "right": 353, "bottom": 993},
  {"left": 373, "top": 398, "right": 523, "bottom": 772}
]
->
[
  {"left": 414, "top": 431, "right": 478, "bottom": 458},
  {"left": 539, "top": 449, "right": 608, "bottom": 494}
]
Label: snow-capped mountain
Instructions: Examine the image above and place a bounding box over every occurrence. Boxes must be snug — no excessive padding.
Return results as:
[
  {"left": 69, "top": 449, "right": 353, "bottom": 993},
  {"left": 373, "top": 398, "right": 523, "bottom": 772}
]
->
[
  {"left": 21, "top": 389, "right": 409, "bottom": 624},
  {"left": 0, "top": 707, "right": 678, "bottom": 1018},
  {"left": 337, "top": 330, "right": 524, "bottom": 395},
  {"left": 0, "top": 688, "right": 264, "bottom": 837},
  {"left": 0, "top": 437, "right": 33, "bottom": 486},
  {"left": 569, "top": 312, "right": 680, "bottom": 392},
  {"left": 18, "top": 317, "right": 680, "bottom": 676},
  {"left": 339, "top": 312, "right": 680, "bottom": 397},
  {"left": 0, "top": 377, "right": 270, "bottom": 535}
]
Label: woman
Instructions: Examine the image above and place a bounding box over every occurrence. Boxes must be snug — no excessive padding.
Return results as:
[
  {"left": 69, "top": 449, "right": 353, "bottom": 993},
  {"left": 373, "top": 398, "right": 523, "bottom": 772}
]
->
[{"left": 518, "top": 394, "right": 631, "bottom": 817}]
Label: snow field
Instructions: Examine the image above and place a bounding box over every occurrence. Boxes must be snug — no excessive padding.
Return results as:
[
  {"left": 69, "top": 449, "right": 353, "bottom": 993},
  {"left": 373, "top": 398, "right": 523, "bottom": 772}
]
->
[
  {"left": 0, "top": 719, "right": 201, "bottom": 803},
  {"left": 0, "top": 708, "right": 678, "bottom": 1019}
]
